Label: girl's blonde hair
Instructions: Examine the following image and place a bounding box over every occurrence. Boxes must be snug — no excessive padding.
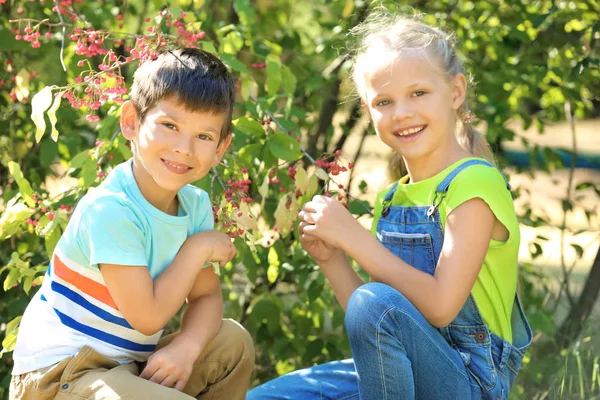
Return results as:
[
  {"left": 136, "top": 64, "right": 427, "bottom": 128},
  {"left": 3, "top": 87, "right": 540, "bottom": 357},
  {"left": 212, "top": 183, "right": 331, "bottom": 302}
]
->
[{"left": 351, "top": 11, "right": 495, "bottom": 181}]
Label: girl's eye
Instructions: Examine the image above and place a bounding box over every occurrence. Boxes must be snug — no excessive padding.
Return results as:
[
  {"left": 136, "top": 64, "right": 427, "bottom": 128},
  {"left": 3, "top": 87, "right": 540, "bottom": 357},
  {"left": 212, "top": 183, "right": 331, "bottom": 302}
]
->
[
  {"left": 412, "top": 90, "right": 426, "bottom": 97},
  {"left": 163, "top": 123, "right": 177, "bottom": 131},
  {"left": 196, "top": 134, "right": 213, "bottom": 141},
  {"left": 376, "top": 99, "right": 392, "bottom": 107}
]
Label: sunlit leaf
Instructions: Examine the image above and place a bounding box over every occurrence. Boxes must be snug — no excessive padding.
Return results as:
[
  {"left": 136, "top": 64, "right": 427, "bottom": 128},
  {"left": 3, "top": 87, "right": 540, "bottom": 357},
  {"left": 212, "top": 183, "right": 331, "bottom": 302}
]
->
[
  {"left": 14, "top": 68, "right": 30, "bottom": 102},
  {"left": 342, "top": 0, "right": 354, "bottom": 18},
  {"left": 47, "top": 92, "right": 63, "bottom": 142},
  {"left": 31, "top": 86, "right": 53, "bottom": 142}
]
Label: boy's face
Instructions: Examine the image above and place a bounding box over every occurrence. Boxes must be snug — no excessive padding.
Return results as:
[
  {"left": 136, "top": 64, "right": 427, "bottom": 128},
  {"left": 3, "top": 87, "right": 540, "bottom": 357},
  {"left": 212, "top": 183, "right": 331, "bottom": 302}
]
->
[{"left": 121, "top": 96, "right": 231, "bottom": 194}]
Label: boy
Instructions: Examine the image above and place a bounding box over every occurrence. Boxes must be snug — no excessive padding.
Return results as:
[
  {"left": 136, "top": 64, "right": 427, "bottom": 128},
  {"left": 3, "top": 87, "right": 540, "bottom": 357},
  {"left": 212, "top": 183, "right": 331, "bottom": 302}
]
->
[{"left": 10, "top": 48, "right": 254, "bottom": 400}]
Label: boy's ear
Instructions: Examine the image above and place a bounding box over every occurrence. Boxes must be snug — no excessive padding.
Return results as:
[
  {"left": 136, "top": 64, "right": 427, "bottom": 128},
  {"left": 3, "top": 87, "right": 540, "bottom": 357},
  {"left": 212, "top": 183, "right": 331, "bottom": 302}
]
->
[
  {"left": 212, "top": 134, "right": 233, "bottom": 167},
  {"left": 451, "top": 73, "right": 467, "bottom": 111},
  {"left": 120, "top": 101, "right": 138, "bottom": 140}
]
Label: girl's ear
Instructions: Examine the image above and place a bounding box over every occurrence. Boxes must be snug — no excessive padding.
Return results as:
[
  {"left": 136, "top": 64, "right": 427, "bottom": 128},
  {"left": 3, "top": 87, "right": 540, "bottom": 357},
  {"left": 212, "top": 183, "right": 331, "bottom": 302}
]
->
[
  {"left": 361, "top": 99, "right": 371, "bottom": 117},
  {"left": 451, "top": 74, "right": 467, "bottom": 111},
  {"left": 120, "top": 101, "right": 138, "bottom": 140}
]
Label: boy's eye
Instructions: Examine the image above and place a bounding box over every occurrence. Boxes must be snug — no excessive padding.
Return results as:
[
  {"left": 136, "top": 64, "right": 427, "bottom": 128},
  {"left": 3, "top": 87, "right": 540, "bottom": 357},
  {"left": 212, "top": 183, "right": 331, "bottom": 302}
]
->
[
  {"left": 412, "top": 91, "right": 426, "bottom": 97},
  {"left": 196, "top": 134, "right": 213, "bottom": 141},
  {"left": 376, "top": 99, "right": 392, "bottom": 107},
  {"left": 163, "top": 123, "right": 178, "bottom": 131}
]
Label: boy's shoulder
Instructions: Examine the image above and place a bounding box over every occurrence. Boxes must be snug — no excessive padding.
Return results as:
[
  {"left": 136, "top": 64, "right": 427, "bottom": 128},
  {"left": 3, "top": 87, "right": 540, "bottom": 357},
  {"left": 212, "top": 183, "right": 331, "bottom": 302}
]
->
[{"left": 178, "top": 184, "right": 211, "bottom": 213}]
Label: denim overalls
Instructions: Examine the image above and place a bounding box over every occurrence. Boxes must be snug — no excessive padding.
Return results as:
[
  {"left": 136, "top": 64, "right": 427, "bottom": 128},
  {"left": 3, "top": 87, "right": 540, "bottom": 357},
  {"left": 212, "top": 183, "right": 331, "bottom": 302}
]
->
[{"left": 375, "top": 159, "right": 533, "bottom": 399}]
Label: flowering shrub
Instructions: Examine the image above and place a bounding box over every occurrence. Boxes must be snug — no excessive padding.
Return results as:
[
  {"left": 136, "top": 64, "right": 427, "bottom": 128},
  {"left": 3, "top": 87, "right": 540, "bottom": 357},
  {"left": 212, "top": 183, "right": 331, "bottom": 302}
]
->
[{"left": 1, "top": 1, "right": 599, "bottom": 398}]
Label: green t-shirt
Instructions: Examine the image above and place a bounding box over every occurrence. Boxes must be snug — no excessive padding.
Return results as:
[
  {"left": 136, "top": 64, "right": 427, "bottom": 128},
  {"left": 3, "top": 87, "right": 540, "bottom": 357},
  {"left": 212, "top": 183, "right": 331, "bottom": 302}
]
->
[{"left": 371, "top": 158, "right": 519, "bottom": 342}]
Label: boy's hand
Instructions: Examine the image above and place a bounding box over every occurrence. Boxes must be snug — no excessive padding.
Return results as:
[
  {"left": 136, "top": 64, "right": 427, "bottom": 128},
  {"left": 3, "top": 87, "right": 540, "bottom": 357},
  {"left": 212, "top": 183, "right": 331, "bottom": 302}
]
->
[
  {"left": 190, "top": 230, "right": 236, "bottom": 267},
  {"left": 140, "top": 337, "right": 199, "bottom": 392}
]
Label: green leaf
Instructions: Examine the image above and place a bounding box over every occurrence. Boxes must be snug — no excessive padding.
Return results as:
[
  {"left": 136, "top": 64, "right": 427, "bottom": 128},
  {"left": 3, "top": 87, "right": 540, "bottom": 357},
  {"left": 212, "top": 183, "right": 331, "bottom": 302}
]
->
[
  {"left": 39, "top": 139, "right": 58, "bottom": 167},
  {"left": 222, "top": 31, "right": 244, "bottom": 55},
  {"left": 219, "top": 53, "right": 249, "bottom": 73},
  {"left": 233, "top": 0, "right": 256, "bottom": 26},
  {"left": 201, "top": 41, "right": 217, "bottom": 54},
  {"left": 0, "top": 201, "right": 35, "bottom": 240},
  {"left": 8, "top": 162, "right": 35, "bottom": 207},
  {"left": 31, "top": 86, "right": 53, "bottom": 143},
  {"left": 1, "top": 332, "right": 18, "bottom": 356},
  {"left": 47, "top": 92, "right": 63, "bottom": 142},
  {"left": 240, "top": 74, "right": 253, "bottom": 102},
  {"left": 348, "top": 200, "right": 371, "bottom": 215},
  {"left": 267, "top": 133, "right": 302, "bottom": 161},
  {"left": 342, "top": 0, "right": 354, "bottom": 18},
  {"left": 80, "top": 157, "right": 98, "bottom": 187},
  {"left": 69, "top": 149, "right": 91, "bottom": 169},
  {"left": 237, "top": 143, "right": 263, "bottom": 165},
  {"left": 233, "top": 117, "right": 265, "bottom": 138},
  {"left": 265, "top": 56, "right": 282, "bottom": 96},
  {"left": 6, "top": 316, "right": 22, "bottom": 334},
  {"left": 23, "top": 275, "right": 33, "bottom": 295},
  {"left": 281, "top": 65, "right": 297, "bottom": 96},
  {"left": 45, "top": 226, "right": 61, "bottom": 258},
  {"left": 3, "top": 269, "right": 19, "bottom": 292}
]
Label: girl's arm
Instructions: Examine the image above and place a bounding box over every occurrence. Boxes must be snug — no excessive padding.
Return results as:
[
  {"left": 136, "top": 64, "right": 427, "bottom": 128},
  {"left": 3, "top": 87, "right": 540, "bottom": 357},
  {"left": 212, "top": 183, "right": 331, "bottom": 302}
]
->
[
  {"left": 315, "top": 250, "right": 365, "bottom": 310},
  {"left": 301, "top": 195, "right": 495, "bottom": 327}
]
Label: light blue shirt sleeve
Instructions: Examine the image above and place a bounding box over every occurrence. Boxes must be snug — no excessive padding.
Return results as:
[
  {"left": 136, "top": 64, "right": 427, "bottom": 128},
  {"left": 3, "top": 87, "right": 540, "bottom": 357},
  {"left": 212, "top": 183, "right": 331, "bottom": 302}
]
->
[{"left": 77, "top": 196, "right": 148, "bottom": 268}]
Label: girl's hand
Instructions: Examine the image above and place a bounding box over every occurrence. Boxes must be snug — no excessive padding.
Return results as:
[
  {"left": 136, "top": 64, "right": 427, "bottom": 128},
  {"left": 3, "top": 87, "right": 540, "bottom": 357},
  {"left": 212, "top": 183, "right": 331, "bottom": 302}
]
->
[
  {"left": 298, "top": 221, "right": 344, "bottom": 264},
  {"left": 299, "top": 195, "right": 363, "bottom": 251}
]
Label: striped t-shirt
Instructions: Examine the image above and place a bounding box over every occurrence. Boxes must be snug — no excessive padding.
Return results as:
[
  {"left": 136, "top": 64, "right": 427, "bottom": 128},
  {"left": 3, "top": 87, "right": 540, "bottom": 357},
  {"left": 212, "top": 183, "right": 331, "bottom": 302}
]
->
[{"left": 12, "top": 159, "right": 214, "bottom": 375}]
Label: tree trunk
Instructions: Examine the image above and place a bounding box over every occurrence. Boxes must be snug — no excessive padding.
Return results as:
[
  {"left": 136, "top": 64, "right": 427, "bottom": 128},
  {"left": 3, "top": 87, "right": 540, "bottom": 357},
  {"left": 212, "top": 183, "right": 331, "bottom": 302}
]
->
[{"left": 555, "top": 244, "right": 600, "bottom": 349}]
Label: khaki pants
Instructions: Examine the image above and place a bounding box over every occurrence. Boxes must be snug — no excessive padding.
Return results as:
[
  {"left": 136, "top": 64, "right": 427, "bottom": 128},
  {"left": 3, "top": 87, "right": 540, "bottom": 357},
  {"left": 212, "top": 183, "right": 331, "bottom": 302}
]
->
[{"left": 10, "top": 319, "right": 254, "bottom": 400}]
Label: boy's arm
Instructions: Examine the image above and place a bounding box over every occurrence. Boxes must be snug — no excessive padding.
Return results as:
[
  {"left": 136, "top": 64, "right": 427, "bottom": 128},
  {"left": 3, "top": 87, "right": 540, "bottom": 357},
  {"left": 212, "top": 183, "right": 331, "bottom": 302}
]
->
[
  {"left": 139, "top": 267, "right": 223, "bottom": 391},
  {"left": 100, "top": 231, "right": 234, "bottom": 336},
  {"left": 172, "top": 266, "right": 223, "bottom": 359}
]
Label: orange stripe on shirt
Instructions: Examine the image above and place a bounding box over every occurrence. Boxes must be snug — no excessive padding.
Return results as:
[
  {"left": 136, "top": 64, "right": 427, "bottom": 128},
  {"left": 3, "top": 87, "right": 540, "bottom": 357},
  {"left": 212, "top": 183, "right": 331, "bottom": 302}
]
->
[{"left": 53, "top": 254, "right": 119, "bottom": 310}]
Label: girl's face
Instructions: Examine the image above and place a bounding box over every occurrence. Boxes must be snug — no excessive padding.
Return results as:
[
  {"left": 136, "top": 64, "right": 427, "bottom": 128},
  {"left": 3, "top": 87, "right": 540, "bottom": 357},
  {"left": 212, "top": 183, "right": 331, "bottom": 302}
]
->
[{"left": 361, "top": 53, "right": 466, "bottom": 166}]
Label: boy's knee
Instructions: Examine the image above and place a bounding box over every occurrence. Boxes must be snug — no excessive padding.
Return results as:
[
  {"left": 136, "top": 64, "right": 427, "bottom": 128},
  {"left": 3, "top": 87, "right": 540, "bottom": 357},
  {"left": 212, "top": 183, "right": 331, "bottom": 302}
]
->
[{"left": 218, "top": 319, "right": 255, "bottom": 366}]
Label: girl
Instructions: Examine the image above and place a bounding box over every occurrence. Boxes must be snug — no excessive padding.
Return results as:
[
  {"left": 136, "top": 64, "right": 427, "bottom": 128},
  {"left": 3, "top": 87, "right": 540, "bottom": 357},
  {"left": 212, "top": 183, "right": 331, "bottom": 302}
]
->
[{"left": 247, "top": 12, "right": 532, "bottom": 400}]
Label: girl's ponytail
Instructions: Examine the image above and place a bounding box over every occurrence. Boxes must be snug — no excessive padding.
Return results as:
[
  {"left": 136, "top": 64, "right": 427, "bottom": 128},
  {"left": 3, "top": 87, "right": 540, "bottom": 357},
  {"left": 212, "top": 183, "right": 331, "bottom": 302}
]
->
[
  {"left": 457, "top": 107, "right": 495, "bottom": 165},
  {"left": 388, "top": 152, "right": 408, "bottom": 182}
]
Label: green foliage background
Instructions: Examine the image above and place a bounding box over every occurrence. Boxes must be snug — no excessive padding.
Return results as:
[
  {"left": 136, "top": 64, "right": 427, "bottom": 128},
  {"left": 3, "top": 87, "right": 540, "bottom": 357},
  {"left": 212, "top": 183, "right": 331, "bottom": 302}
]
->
[{"left": 0, "top": 1, "right": 599, "bottom": 399}]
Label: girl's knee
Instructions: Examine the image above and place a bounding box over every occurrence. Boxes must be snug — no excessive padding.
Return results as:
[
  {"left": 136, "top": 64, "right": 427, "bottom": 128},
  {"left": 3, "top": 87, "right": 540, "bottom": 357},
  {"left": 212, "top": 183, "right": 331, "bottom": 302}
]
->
[{"left": 345, "top": 283, "right": 415, "bottom": 336}]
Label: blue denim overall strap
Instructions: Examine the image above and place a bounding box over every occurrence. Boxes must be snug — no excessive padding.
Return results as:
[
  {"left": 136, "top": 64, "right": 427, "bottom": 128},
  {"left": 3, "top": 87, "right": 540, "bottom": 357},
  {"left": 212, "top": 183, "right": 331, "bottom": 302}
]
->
[{"left": 377, "top": 159, "right": 532, "bottom": 399}]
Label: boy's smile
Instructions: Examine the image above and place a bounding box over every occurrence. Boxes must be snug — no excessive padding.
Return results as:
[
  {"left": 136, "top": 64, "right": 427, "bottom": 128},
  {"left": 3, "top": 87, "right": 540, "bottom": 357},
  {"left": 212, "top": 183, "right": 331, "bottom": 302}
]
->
[{"left": 121, "top": 96, "right": 231, "bottom": 214}]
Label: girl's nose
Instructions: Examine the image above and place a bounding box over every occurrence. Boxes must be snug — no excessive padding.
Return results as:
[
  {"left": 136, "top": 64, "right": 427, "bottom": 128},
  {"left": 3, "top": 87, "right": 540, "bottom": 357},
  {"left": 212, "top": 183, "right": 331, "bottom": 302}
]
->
[{"left": 393, "top": 102, "right": 415, "bottom": 121}]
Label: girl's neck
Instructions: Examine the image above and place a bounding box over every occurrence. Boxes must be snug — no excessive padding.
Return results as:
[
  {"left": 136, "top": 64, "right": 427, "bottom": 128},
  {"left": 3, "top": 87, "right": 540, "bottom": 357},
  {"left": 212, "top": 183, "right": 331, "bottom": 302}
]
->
[{"left": 404, "top": 141, "right": 472, "bottom": 183}]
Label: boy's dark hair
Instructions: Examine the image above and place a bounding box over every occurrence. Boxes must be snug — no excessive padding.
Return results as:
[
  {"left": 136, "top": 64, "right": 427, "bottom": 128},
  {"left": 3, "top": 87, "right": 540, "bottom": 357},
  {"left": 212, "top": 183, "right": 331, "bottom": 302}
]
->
[{"left": 130, "top": 48, "right": 236, "bottom": 142}]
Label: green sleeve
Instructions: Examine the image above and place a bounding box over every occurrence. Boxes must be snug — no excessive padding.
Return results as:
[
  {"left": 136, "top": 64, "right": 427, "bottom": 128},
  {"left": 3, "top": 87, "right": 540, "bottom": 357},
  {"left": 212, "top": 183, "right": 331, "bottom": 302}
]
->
[{"left": 444, "top": 165, "right": 519, "bottom": 246}]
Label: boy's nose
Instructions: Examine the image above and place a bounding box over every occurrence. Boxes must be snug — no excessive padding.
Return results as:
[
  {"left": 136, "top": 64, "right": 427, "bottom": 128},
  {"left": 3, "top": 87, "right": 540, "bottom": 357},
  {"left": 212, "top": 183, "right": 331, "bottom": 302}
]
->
[{"left": 173, "top": 137, "right": 193, "bottom": 156}]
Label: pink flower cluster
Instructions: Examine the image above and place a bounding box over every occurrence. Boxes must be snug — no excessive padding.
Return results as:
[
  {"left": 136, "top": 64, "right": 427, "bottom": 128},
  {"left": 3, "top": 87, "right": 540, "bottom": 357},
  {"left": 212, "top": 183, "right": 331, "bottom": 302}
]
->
[{"left": 315, "top": 150, "right": 354, "bottom": 176}]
